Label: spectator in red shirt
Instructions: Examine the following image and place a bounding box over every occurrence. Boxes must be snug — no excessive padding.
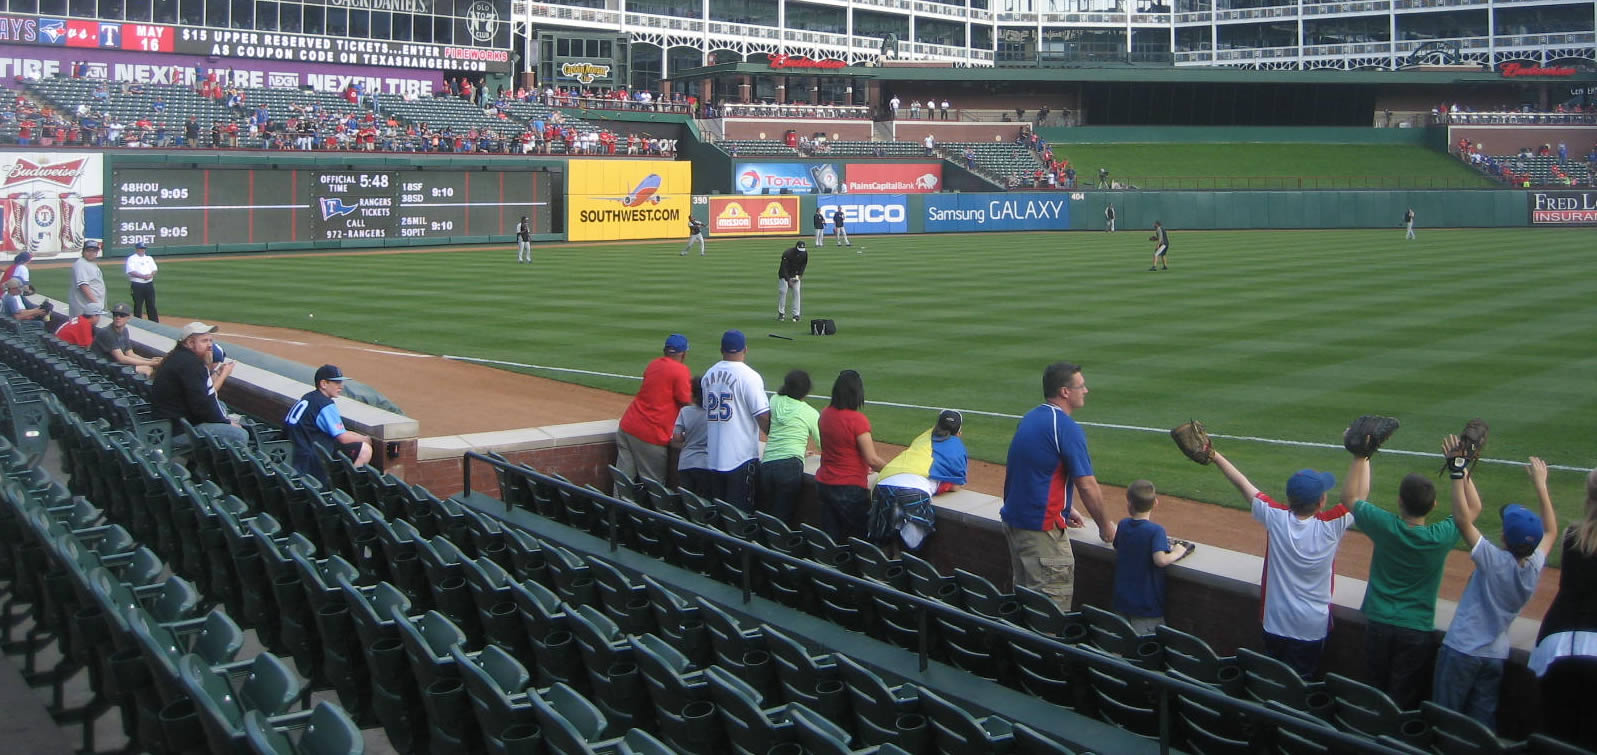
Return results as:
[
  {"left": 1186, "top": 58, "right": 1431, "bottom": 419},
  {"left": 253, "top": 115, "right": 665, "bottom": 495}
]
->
[
  {"left": 815, "top": 370, "right": 888, "bottom": 542},
  {"left": 54, "top": 307, "right": 101, "bottom": 347},
  {"left": 615, "top": 334, "right": 694, "bottom": 489}
]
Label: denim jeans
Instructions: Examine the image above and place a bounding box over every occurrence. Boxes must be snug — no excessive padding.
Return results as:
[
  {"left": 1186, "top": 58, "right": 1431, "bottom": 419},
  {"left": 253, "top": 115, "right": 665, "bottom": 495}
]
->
[
  {"left": 817, "top": 483, "right": 870, "bottom": 543},
  {"left": 1263, "top": 631, "right": 1326, "bottom": 680},
  {"left": 757, "top": 457, "right": 804, "bottom": 524},
  {"left": 710, "top": 459, "right": 758, "bottom": 512},
  {"left": 1431, "top": 645, "right": 1503, "bottom": 730},
  {"left": 1365, "top": 620, "right": 1435, "bottom": 710}
]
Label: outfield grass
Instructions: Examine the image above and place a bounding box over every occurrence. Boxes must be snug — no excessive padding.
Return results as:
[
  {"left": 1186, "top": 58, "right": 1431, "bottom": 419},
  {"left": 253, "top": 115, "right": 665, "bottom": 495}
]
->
[
  {"left": 1051, "top": 144, "right": 1493, "bottom": 189},
  {"left": 35, "top": 228, "right": 1595, "bottom": 560}
]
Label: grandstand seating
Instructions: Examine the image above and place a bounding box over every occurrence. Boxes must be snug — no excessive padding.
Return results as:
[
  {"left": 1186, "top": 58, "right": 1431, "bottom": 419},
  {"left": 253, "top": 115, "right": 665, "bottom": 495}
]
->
[
  {"left": 1474, "top": 154, "right": 1594, "bottom": 187},
  {"left": 944, "top": 141, "right": 1050, "bottom": 184},
  {"left": 0, "top": 312, "right": 1588, "bottom": 755},
  {"left": 719, "top": 139, "right": 800, "bottom": 157}
]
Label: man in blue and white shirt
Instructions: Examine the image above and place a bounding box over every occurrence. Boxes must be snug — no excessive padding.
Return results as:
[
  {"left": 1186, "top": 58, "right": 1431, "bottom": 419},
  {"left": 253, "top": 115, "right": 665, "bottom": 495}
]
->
[{"left": 286, "top": 364, "right": 373, "bottom": 482}]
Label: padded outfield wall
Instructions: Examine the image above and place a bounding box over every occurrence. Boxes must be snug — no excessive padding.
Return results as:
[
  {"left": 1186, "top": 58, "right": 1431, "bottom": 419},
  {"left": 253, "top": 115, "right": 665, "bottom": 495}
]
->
[{"left": 695, "top": 190, "right": 1542, "bottom": 237}]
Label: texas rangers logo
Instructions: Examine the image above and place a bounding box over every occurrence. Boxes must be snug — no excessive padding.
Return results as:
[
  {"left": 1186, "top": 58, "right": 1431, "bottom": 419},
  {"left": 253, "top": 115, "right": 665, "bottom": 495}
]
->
[
  {"left": 601, "top": 175, "right": 664, "bottom": 206},
  {"left": 319, "top": 197, "right": 358, "bottom": 220}
]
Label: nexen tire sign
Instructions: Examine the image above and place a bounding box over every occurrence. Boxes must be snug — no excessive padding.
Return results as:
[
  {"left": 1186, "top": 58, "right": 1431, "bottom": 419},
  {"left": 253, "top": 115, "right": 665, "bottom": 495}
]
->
[
  {"left": 817, "top": 195, "right": 907, "bottom": 234},
  {"left": 567, "top": 160, "right": 691, "bottom": 241}
]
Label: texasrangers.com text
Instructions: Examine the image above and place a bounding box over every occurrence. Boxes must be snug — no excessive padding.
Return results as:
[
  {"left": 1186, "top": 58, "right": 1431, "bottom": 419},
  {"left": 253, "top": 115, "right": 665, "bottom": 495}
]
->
[{"left": 579, "top": 208, "right": 681, "bottom": 223}]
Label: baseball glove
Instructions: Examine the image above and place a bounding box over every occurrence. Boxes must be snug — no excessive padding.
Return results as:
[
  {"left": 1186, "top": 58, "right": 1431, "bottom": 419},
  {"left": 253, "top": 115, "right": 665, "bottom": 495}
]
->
[
  {"left": 1149, "top": 234, "right": 1159, "bottom": 241},
  {"left": 1343, "top": 415, "right": 1400, "bottom": 458},
  {"left": 1443, "top": 418, "right": 1489, "bottom": 479},
  {"left": 1170, "top": 421, "right": 1213, "bottom": 465}
]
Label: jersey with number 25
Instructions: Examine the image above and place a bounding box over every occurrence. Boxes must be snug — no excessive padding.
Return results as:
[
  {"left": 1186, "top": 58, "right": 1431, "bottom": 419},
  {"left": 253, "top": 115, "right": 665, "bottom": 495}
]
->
[{"left": 701, "top": 360, "right": 770, "bottom": 472}]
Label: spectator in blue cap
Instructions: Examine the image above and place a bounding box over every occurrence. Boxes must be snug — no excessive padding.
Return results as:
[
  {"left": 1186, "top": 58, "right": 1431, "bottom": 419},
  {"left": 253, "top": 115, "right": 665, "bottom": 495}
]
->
[
  {"left": 1208, "top": 444, "right": 1353, "bottom": 679},
  {"left": 616, "top": 333, "right": 693, "bottom": 491}
]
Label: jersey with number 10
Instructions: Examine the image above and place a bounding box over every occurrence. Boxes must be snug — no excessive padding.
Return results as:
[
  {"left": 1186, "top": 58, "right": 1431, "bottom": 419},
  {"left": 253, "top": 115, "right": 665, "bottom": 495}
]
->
[{"left": 701, "top": 360, "right": 770, "bottom": 471}]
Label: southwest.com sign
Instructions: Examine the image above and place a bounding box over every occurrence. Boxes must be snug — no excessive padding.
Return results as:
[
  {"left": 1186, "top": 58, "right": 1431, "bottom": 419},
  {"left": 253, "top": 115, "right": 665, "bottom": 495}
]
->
[
  {"left": 1529, "top": 191, "right": 1597, "bottom": 224},
  {"left": 924, "top": 193, "right": 1071, "bottom": 232},
  {"left": 567, "top": 160, "right": 691, "bottom": 241},
  {"left": 817, "top": 195, "right": 907, "bottom": 234}
]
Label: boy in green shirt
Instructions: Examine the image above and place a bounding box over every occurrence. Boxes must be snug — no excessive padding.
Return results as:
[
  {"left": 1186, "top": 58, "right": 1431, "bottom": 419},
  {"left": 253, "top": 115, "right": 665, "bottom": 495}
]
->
[
  {"left": 759, "top": 370, "right": 821, "bottom": 523},
  {"left": 1342, "top": 446, "right": 1459, "bottom": 709}
]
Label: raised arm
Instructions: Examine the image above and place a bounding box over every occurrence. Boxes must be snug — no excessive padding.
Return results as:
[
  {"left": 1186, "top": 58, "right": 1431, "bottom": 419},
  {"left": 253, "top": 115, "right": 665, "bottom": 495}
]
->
[
  {"left": 1445, "top": 434, "right": 1482, "bottom": 547},
  {"left": 1211, "top": 451, "right": 1260, "bottom": 504},
  {"left": 1342, "top": 456, "right": 1371, "bottom": 508},
  {"left": 1528, "top": 457, "right": 1558, "bottom": 556}
]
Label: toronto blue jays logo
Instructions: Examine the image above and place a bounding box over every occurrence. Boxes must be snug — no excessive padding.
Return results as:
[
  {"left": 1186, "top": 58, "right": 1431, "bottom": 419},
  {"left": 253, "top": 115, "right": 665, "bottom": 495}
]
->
[
  {"left": 601, "top": 175, "right": 664, "bottom": 207},
  {"left": 319, "top": 197, "right": 358, "bottom": 220}
]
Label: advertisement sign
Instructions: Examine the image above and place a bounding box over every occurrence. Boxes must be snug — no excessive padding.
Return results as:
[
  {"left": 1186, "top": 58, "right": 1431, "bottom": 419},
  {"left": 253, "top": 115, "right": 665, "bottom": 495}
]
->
[
  {"left": 0, "top": 7, "right": 510, "bottom": 72},
  {"left": 923, "top": 193, "right": 1070, "bottom": 233},
  {"left": 708, "top": 197, "right": 800, "bottom": 236},
  {"left": 567, "top": 160, "right": 691, "bottom": 242},
  {"left": 0, "top": 152, "right": 103, "bottom": 261},
  {"left": 817, "top": 195, "right": 907, "bottom": 234},
  {"left": 733, "top": 162, "right": 841, "bottom": 195},
  {"left": 1529, "top": 191, "right": 1597, "bottom": 224},
  {"left": 845, "top": 163, "right": 942, "bottom": 194},
  {"left": 0, "top": 45, "right": 443, "bottom": 95}
]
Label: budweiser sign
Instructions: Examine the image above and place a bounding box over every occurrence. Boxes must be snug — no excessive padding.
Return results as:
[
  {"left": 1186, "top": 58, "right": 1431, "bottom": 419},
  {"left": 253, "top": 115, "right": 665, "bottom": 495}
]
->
[
  {"left": 1500, "top": 62, "right": 1578, "bottom": 78},
  {"left": 769, "top": 54, "right": 846, "bottom": 70},
  {"left": 3, "top": 157, "right": 89, "bottom": 189}
]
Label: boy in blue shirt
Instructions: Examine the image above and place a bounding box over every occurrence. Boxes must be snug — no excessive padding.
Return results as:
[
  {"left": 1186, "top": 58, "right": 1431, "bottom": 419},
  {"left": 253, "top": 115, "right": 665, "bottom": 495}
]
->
[{"left": 1112, "top": 480, "right": 1195, "bottom": 636}]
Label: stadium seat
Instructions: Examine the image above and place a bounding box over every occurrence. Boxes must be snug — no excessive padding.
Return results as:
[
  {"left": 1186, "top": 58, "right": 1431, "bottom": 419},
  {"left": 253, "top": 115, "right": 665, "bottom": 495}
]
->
[
  {"left": 1418, "top": 700, "right": 1509, "bottom": 755},
  {"left": 789, "top": 702, "right": 914, "bottom": 754},
  {"left": 848, "top": 538, "right": 908, "bottom": 591},
  {"left": 630, "top": 632, "right": 722, "bottom": 754},
  {"left": 697, "top": 597, "right": 780, "bottom": 701},
  {"left": 567, "top": 603, "right": 652, "bottom": 731},
  {"left": 508, "top": 577, "right": 585, "bottom": 688},
  {"left": 1081, "top": 645, "right": 1160, "bottom": 738},
  {"left": 762, "top": 623, "right": 850, "bottom": 724},
  {"left": 338, "top": 579, "right": 418, "bottom": 747},
  {"left": 587, "top": 556, "right": 655, "bottom": 635},
  {"left": 918, "top": 686, "right": 1016, "bottom": 753},
  {"left": 705, "top": 664, "right": 798, "bottom": 754},
  {"left": 1323, "top": 673, "right": 1429, "bottom": 748},
  {"left": 1236, "top": 648, "right": 1333, "bottom": 718},
  {"left": 454, "top": 644, "right": 542, "bottom": 754},
  {"left": 395, "top": 609, "right": 476, "bottom": 751},
  {"left": 1156, "top": 625, "right": 1241, "bottom": 692},
  {"left": 1081, "top": 605, "right": 1162, "bottom": 666},
  {"left": 529, "top": 681, "right": 611, "bottom": 753},
  {"left": 242, "top": 701, "right": 365, "bottom": 755},
  {"left": 835, "top": 655, "right": 930, "bottom": 750},
  {"left": 175, "top": 652, "right": 309, "bottom": 753}
]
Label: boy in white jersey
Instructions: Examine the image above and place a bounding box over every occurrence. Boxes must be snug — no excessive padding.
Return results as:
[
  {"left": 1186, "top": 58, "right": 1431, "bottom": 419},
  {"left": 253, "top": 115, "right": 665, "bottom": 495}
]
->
[
  {"left": 700, "top": 330, "right": 771, "bottom": 511},
  {"left": 1210, "top": 448, "right": 1353, "bottom": 679}
]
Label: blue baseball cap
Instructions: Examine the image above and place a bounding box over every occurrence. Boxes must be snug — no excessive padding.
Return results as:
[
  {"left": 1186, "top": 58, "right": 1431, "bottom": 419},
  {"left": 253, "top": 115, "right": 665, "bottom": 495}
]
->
[
  {"left": 1501, "top": 504, "right": 1544, "bottom": 549},
  {"left": 721, "top": 329, "right": 746, "bottom": 353},
  {"left": 663, "top": 333, "right": 689, "bottom": 354},
  {"left": 314, "top": 364, "right": 348, "bottom": 384},
  {"left": 1285, "top": 469, "right": 1336, "bottom": 507}
]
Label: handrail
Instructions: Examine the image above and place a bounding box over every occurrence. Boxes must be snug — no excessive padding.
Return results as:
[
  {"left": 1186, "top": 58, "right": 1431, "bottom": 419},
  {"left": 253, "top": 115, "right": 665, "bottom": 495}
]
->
[{"left": 459, "top": 450, "right": 1398, "bottom": 754}]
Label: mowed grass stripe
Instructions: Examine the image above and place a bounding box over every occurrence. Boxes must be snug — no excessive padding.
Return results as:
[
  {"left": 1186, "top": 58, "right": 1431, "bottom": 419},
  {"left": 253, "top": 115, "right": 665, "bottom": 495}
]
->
[{"left": 33, "top": 227, "right": 1592, "bottom": 558}]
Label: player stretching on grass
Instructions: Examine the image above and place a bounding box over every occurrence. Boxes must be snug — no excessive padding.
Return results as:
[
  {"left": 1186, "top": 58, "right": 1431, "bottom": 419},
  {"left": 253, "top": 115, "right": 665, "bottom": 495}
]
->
[
  {"left": 1148, "top": 221, "right": 1169, "bottom": 271},
  {"left": 680, "top": 216, "right": 706, "bottom": 256}
]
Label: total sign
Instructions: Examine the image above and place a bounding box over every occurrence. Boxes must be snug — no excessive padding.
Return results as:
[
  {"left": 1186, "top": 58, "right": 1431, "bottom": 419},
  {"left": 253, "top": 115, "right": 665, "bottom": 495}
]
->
[{"left": 817, "top": 195, "right": 907, "bottom": 234}]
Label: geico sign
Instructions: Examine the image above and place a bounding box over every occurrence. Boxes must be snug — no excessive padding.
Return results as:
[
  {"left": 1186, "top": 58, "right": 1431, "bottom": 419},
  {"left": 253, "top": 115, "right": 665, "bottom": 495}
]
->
[{"left": 836, "top": 203, "right": 905, "bottom": 223}]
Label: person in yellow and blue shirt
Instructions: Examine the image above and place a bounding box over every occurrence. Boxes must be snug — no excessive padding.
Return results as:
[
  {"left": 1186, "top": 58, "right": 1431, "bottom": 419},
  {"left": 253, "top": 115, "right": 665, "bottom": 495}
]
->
[{"left": 868, "top": 410, "right": 969, "bottom": 550}]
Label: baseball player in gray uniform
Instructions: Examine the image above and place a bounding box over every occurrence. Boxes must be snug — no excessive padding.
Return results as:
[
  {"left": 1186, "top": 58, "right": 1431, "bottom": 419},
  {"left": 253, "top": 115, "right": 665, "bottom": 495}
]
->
[
  {"left": 680, "top": 217, "right": 706, "bottom": 256},
  {"left": 516, "top": 216, "right": 533, "bottom": 262},
  {"left": 777, "top": 241, "right": 808, "bottom": 322},
  {"left": 812, "top": 209, "right": 826, "bottom": 247},
  {"left": 831, "top": 208, "right": 851, "bottom": 248},
  {"left": 1148, "top": 221, "right": 1170, "bottom": 271}
]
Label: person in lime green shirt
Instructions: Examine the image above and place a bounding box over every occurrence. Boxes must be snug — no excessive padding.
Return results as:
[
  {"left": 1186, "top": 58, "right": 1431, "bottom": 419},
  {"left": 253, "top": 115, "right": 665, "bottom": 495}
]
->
[
  {"left": 1341, "top": 447, "right": 1459, "bottom": 709},
  {"left": 759, "top": 370, "right": 820, "bottom": 524}
]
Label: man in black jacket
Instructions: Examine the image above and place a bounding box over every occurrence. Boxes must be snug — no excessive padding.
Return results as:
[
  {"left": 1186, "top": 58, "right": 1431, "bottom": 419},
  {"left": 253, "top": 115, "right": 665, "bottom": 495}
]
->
[
  {"left": 151, "top": 321, "right": 247, "bottom": 444},
  {"left": 777, "top": 241, "right": 808, "bottom": 323}
]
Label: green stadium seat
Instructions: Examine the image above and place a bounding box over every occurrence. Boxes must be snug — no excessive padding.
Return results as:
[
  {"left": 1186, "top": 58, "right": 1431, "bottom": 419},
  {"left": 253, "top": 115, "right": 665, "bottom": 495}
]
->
[
  {"left": 454, "top": 644, "right": 541, "bottom": 754},
  {"left": 242, "top": 701, "right": 365, "bottom": 755},
  {"left": 918, "top": 686, "right": 1016, "bottom": 753},
  {"left": 1323, "top": 673, "right": 1429, "bottom": 748}
]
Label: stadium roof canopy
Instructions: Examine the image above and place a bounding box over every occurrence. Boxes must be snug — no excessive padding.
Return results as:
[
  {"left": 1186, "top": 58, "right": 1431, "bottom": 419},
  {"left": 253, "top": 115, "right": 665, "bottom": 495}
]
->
[{"left": 670, "top": 62, "right": 1597, "bottom": 86}]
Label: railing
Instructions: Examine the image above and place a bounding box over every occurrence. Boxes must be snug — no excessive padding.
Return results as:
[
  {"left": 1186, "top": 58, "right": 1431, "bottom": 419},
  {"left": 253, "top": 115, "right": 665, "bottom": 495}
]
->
[
  {"left": 721, "top": 103, "right": 872, "bottom": 120},
  {"left": 1439, "top": 112, "right": 1597, "bottom": 126},
  {"left": 458, "top": 450, "right": 1402, "bottom": 755},
  {"left": 1055, "top": 175, "right": 1497, "bottom": 189},
  {"left": 548, "top": 96, "right": 694, "bottom": 115}
]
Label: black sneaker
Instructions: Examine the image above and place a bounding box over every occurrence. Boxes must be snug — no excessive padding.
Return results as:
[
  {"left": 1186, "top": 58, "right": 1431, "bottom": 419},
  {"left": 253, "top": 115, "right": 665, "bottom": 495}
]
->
[
  {"left": 792, "top": 315, "right": 800, "bottom": 322},
  {"left": 1147, "top": 266, "right": 1159, "bottom": 271}
]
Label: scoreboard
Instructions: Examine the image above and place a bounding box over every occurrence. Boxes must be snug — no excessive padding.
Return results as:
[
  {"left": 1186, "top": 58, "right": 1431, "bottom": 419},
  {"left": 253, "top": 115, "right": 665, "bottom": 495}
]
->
[{"left": 109, "top": 167, "right": 556, "bottom": 248}]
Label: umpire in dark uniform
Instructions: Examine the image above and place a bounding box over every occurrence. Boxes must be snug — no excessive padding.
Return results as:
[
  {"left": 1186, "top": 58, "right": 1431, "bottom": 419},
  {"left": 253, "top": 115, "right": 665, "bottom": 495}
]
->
[{"left": 777, "top": 241, "right": 807, "bottom": 322}]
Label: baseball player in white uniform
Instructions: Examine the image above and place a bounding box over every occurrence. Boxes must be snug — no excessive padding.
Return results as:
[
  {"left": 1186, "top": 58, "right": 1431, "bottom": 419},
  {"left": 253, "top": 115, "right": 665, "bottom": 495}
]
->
[
  {"left": 702, "top": 329, "right": 771, "bottom": 511},
  {"left": 516, "top": 216, "right": 532, "bottom": 262},
  {"left": 681, "top": 217, "right": 706, "bottom": 256}
]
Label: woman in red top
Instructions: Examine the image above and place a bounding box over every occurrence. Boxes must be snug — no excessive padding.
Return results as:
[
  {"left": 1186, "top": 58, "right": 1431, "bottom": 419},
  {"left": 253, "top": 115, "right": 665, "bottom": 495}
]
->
[{"left": 815, "top": 370, "right": 887, "bottom": 542}]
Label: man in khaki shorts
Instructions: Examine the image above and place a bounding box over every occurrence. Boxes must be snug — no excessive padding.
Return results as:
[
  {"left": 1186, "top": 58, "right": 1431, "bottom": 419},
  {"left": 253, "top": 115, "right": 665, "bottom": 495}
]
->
[{"left": 1001, "top": 361, "right": 1117, "bottom": 611}]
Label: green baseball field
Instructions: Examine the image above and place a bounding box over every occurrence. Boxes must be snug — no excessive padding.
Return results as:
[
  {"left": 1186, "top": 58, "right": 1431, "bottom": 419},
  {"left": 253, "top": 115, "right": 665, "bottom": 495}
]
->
[{"left": 35, "top": 226, "right": 1596, "bottom": 556}]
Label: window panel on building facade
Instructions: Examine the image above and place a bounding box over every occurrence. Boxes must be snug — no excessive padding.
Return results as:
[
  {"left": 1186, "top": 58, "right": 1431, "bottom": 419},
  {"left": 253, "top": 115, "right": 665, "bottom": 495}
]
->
[
  {"left": 125, "top": 0, "right": 151, "bottom": 21},
  {"left": 256, "top": 0, "right": 277, "bottom": 30},
  {"left": 230, "top": 0, "right": 252, "bottom": 28},
  {"left": 279, "top": 1, "right": 300, "bottom": 32}
]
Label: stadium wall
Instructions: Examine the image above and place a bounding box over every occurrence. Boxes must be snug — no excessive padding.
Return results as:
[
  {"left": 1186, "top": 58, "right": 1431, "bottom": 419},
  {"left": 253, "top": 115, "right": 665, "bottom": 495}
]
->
[
  {"left": 1036, "top": 125, "right": 1439, "bottom": 145},
  {"left": 717, "top": 191, "right": 1531, "bottom": 234}
]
